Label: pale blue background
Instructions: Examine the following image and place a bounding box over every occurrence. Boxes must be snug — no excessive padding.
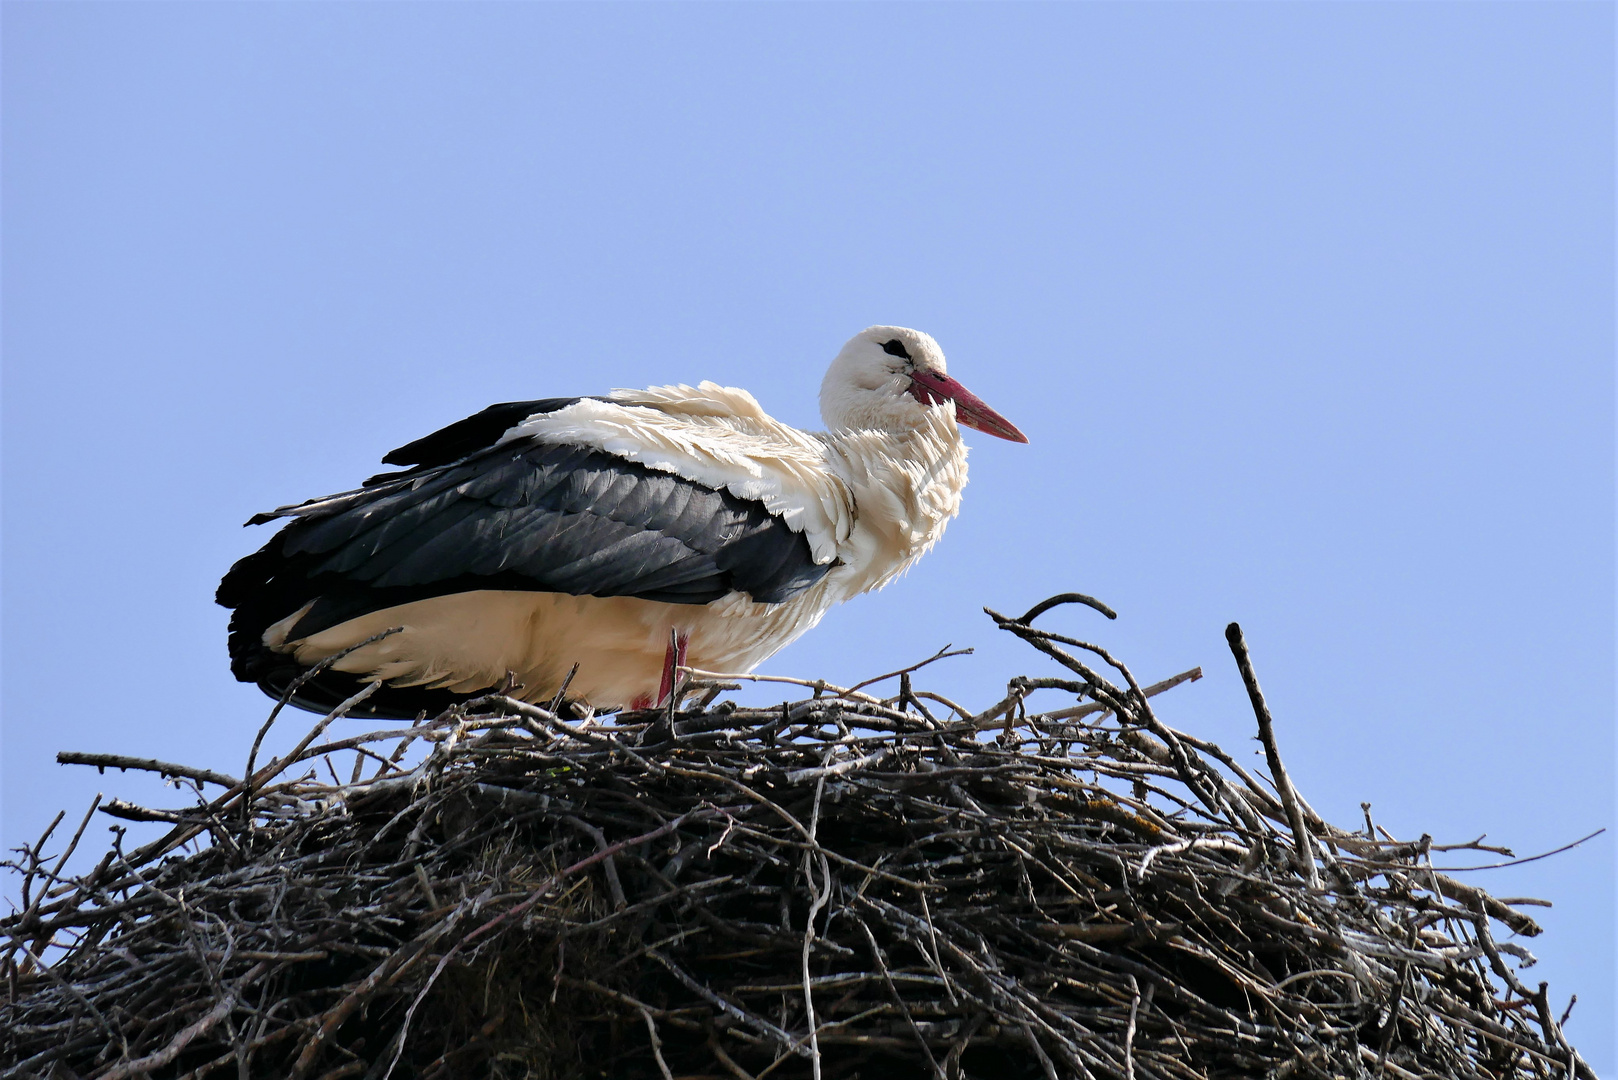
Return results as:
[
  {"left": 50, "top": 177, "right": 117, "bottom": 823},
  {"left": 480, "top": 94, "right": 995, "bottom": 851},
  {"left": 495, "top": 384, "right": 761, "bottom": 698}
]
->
[{"left": 4, "top": 3, "right": 1612, "bottom": 1064}]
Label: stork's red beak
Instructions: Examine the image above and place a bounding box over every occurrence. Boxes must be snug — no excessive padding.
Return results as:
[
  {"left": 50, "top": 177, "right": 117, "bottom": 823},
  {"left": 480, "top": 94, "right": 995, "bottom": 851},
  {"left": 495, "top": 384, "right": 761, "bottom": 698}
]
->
[{"left": 908, "top": 370, "right": 1029, "bottom": 443}]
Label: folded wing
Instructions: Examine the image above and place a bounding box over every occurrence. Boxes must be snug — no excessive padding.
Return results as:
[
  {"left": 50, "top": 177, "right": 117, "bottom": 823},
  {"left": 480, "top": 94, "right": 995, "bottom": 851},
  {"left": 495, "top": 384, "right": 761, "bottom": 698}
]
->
[{"left": 218, "top": 398, "right": 833, "bottom": 714}]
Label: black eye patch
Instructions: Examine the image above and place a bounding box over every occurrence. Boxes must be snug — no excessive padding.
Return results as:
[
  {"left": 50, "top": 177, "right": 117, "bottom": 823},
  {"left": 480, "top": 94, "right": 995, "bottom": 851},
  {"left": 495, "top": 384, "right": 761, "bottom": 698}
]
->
[{"left": 881, "top": 339, "right": 912, "bottom": 360}]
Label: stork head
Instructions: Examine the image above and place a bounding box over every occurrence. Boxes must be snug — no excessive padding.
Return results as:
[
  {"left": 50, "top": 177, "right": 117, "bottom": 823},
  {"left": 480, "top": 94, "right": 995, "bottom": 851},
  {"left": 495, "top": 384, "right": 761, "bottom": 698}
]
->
[{"left": 819, "top": 326, "right": 1028, "bottom": 443}]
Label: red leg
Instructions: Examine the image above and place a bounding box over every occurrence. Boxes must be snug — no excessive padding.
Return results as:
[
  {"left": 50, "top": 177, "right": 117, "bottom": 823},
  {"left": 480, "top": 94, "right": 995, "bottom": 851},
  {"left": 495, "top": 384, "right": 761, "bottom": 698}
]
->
[{"left": 656, "top": 630, "right": 690, "bottom": 708}]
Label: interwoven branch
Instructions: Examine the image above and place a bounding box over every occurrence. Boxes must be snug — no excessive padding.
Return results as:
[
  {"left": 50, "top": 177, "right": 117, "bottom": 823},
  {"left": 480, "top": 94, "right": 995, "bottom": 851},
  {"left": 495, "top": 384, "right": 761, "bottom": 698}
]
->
[{"left": 1, "top": 597, "right": 1596, "bottom": 1080}]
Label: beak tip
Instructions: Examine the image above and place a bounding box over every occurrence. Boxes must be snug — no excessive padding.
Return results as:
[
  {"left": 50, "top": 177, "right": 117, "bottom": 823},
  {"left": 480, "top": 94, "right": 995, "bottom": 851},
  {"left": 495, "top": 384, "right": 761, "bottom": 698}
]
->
[
  {"left": 913, "top": 371, "right": 1028, "bottom": 444},
  {"left": 963, "top": 417, "right": 1029, "bottom": 443}
]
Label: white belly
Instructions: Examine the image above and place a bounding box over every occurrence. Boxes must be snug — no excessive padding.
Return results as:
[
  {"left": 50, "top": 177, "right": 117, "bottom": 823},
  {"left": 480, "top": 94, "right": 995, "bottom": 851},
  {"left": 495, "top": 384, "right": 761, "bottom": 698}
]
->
[{"left": 274, "top": 585, "right": 836, "bottom": 710}]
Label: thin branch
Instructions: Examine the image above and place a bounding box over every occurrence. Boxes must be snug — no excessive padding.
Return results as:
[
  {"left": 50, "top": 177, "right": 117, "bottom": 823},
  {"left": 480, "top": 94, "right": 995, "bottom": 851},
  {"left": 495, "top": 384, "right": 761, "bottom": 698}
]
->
[
  {"left": 846, "top": 645, "right": 975, "bottom": 694},
  {"left": 1226, "top": 621, "right": 1320, "bottom": 890}
]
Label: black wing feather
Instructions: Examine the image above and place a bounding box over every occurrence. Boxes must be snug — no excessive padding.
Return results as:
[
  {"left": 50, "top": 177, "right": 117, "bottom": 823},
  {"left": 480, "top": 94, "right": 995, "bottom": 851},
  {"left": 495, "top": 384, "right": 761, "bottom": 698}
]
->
[
  {"left": 379, "top": 397, "right": 588, "bottom": 469},
  {"left": 220, "top": 425, "right": 832, "bottom": 716}
]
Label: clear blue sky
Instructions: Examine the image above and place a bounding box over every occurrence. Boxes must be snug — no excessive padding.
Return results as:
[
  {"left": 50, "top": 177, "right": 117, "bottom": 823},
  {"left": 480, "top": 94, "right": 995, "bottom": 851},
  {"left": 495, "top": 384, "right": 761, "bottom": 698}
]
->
[{"left": 4, "top": 2, "right": 1612, "bottom": 1062}]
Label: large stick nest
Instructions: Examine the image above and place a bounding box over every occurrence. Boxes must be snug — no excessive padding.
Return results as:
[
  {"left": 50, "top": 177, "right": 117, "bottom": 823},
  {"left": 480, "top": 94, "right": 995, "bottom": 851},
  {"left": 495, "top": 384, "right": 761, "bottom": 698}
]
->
[{"left": 2, "top": 596, "right": 1596, "bottom": 1079}]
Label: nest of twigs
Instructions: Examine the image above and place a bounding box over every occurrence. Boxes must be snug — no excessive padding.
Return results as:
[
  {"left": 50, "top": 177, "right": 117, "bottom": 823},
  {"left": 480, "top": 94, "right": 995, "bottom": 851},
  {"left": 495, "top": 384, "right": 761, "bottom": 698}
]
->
[{"left": 2, "top": 595, "right": 1596, "bottom": 1079}]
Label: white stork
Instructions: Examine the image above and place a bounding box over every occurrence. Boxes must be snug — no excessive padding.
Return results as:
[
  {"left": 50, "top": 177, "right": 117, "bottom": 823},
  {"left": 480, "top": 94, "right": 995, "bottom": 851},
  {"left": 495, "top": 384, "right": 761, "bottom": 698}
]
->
[{"left": 218, "top": 326, "right": 1026, "bottom": 718}]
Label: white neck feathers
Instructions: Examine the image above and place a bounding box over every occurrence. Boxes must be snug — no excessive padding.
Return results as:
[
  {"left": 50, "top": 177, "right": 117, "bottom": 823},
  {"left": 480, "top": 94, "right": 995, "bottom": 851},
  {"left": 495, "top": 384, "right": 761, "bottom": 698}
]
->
[{"left": 820, "top": 408, "right": 968, "bottom": 593}]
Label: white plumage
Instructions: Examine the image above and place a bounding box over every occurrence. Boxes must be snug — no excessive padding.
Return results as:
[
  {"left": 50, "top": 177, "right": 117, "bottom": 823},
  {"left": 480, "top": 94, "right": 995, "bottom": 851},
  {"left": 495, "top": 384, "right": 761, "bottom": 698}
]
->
[{"left": 219, "top": 325, "right": 1026, "bottom": 717}]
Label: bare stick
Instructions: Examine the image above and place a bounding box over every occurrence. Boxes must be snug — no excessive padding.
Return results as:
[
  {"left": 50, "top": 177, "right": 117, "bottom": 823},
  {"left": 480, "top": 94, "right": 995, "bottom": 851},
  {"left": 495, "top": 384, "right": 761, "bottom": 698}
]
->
[
  {"left": 678, "top": 667, "right": 886, "bottom": 706},
  {"left": 1018, "top": 592, "right": 1119, "bottom": 624},
  {"left": 641, "top": 1007, "right": 676, "bottom": 1080},
  {"left": 56, "top": 754, "right": 240, "bottom": 789},
  {"left": 1123, "top": 975, "right": 1140, "bottom": 1080},
  {"left": 548, "top": 662, "right": 580, "bottom": 713},
  {"left": 1426, "top": 829, "right": 1605, "bottom": 872},
  {"left": 1034, "top": 667, "right": 1203, "bottom": 722},
  {"left": 801, "top": 756, "right": 833, "bottom": 1080},
  {"left": 846, "top": 645, "right": 975, "bottom": 694},
  {"left": 19, "top": 795, "right": 101, "bottom": 936},
  {"left": 1226, "top": 622, "right": 1319, "bottom": 890}
]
